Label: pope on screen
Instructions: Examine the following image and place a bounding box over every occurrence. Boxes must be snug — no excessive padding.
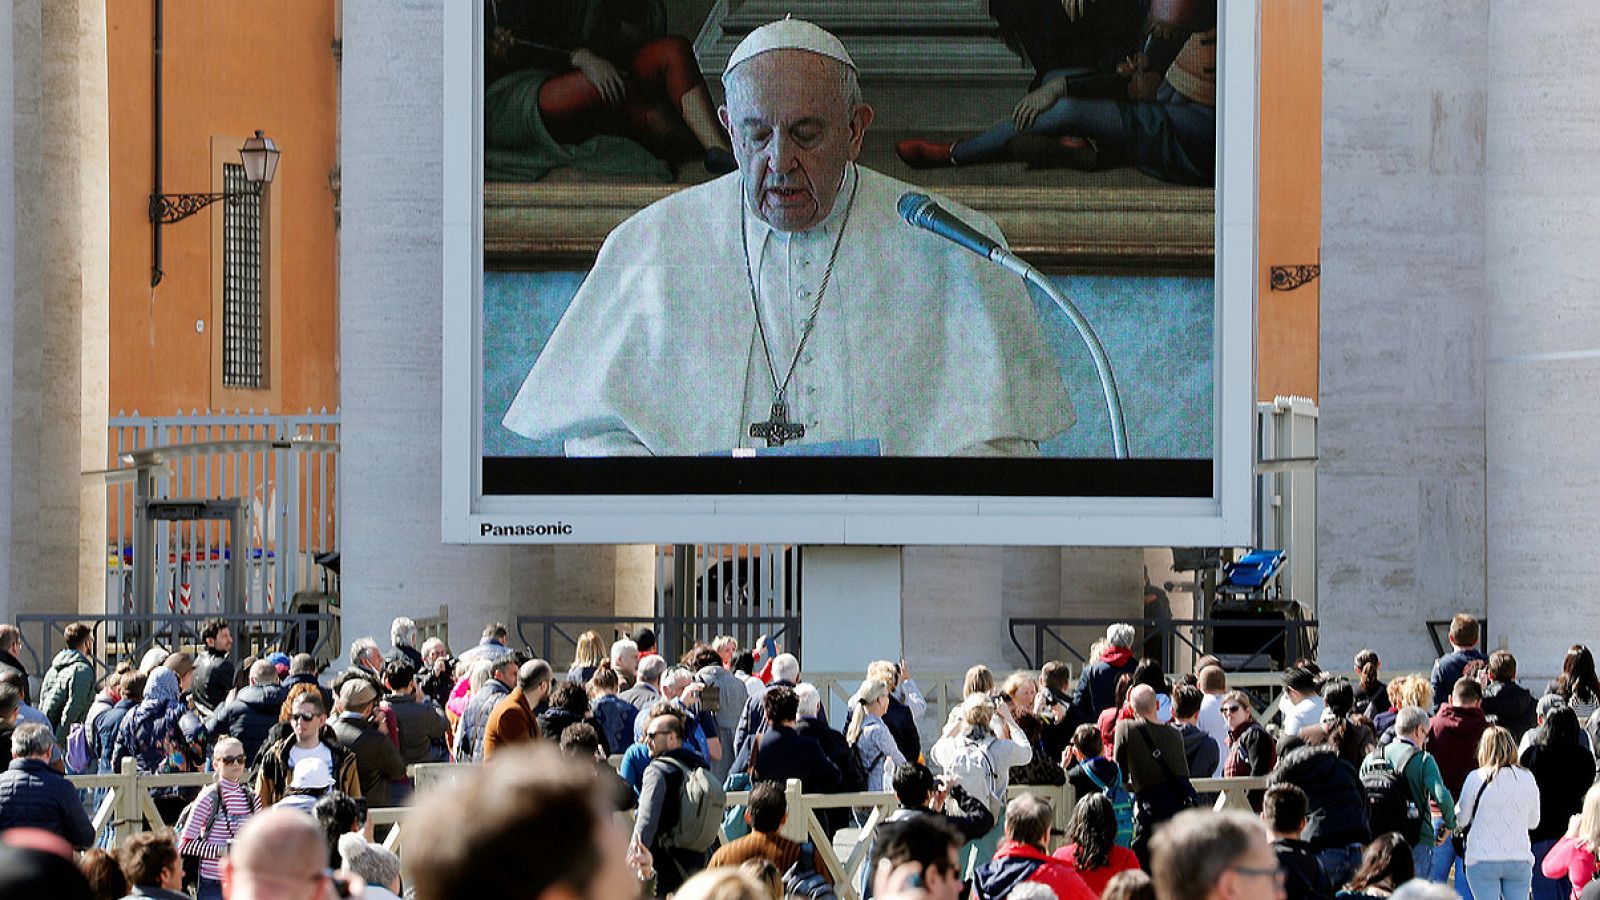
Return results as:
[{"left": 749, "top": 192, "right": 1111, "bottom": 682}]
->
[{"left": 503, "top": 18, "right": 1075, "bottom": 458}]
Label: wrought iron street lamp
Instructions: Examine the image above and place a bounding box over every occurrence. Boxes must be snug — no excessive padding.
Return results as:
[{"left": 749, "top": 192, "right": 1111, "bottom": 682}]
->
[{"left": 148, "top": 130, "right": 281, "bottom": 285}]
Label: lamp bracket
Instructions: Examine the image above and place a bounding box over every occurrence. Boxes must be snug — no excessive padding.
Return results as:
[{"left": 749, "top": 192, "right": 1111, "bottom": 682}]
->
[{"left": 148, "top": 184, "right": 262, "bottom": 226}]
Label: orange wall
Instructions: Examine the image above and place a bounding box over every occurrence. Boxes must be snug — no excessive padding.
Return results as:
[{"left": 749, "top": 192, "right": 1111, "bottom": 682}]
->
[
  {"left": 1257, "top": 1, "right": 1321, "bottom": 402},
  {"left": 107, "top": 1, "right": 339, "bottom": 418}
]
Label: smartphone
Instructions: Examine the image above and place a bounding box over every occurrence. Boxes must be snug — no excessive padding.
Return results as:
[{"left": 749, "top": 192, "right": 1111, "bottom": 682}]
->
[{"left": 761, "top": 635, "right": 778, "bottom": 659}]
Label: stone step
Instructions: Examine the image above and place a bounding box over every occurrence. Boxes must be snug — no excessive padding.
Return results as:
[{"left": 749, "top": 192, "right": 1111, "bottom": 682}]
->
[
  {"left": 720, "top": 0, "right": 997, "bottom": 35},
  {"left": 695, "top": 0, "right": 1033, "bottom": 129},
  {"left": 699, "top": 34, "right": 1031, "bottom": 80}
]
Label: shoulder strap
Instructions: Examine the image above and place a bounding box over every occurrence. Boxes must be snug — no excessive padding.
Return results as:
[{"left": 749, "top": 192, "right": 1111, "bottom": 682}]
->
[
  {"left": 1136, "top": 723, "right": 1183, "bottom": 784},
  {"left": 1082, "top": 760, "right": 1112, "bottom": 792},
  {"left": 1462, "top": 770, "right": 1494, "bottom": 826}
]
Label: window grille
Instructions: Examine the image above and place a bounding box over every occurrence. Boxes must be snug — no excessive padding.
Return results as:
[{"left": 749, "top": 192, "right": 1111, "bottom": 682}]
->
[{"left": 221, "top": 163, "right": 263, "bottom": 388}]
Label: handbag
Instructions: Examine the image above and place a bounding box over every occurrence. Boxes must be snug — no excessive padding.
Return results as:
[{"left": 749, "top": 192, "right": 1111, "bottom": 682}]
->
[{"left": 1452, "top": 770, "right": 1494, "bottom": 857}]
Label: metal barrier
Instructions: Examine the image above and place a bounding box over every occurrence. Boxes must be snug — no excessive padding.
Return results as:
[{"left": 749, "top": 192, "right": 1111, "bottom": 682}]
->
[
  {"left": 414, "top": 604, "right": 450, "bottom": 650},
  {"left": 515, "top": 614, "right": 800, "bottom": 668},
  {"left": 15, "top": 612, "right": 340, "bottom": 677},
  {"left": 105, "top": 410, "right": 339, "bottom": 615},
  {"left": 310, "top": 766, "right": 1270, "bottom": 900},
  {"left": 73, "top": 760, "right": 1267, "bottom": 900},
  {"left": 1008, "top": 616, "right": 1319, "bottom": 673}
]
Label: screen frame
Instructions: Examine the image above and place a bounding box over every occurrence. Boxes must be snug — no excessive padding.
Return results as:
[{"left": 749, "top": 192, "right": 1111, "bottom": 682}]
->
[{"left": 442, "top": 1, "right": 1259, "bottom": 547}]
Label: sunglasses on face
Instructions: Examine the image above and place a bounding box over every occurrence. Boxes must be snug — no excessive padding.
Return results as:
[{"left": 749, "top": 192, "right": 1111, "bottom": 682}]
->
[
  {"left": 1221, "top": 705, "right": 1243, "bottom": 713},
  {"left": 218, "top": 755, "right": 247, "bottom": 764},
  {"left": 290, "top": 713, "right": 321, "bottom": 723}
]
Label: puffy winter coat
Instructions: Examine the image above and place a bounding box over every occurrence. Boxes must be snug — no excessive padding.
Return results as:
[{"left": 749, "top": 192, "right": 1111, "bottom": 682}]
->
[
  {"left": 1270, "top": 743, "right": 1371, "bottom": 850},
  {"left": 205, "top": 684, "right": 289, "bottom": 765},
  {"left": 38, "top": 649, "right": 96, "bottom": 745},
  {"left": 0, "top": 757, "right": 97, "bottom": 848},
  {"left": 111, "top": 668, "right": 193, "bottom": 794}
]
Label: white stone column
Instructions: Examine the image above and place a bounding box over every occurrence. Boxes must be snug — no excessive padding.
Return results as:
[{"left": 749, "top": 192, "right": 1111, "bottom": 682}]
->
[
  {"left": 1483, "top": 2, "right": 1600, "bottom": 682},
  {"left": 1318, "top": 1, "right": 1490, "bottom": 674},
  {"left": 802, "top": 545, "right": 902, "bottom": 720},
  {"left": 0, "top": 0, "right": 110, "bottom": 623}
]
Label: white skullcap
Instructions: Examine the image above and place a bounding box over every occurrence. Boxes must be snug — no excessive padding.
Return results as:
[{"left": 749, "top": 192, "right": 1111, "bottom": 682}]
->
[{"left": 724, "top": 16, "right": 856, "bottom": 74}]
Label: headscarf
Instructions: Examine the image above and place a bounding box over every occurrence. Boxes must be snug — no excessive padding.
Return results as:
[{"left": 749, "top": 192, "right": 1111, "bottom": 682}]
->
[{"left": 143, "top": 666, "right": 180, "bottom": 708}]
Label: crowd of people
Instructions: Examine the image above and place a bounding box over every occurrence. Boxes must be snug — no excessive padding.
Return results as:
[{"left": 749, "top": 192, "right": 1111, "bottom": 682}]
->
[{"left": 0, "top": 613, "right": 1596, "bottom": 900}]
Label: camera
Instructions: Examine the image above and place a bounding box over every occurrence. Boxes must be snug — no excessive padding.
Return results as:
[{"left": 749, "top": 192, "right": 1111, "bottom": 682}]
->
[{"left": 694, "top": 668, "right": 722, "bottom": 714}]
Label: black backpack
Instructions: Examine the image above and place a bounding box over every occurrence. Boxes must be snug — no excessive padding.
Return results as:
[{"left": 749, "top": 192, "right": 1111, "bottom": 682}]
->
[{"left": 1360, "top": 746, "right": 1422, "bottom": 844}]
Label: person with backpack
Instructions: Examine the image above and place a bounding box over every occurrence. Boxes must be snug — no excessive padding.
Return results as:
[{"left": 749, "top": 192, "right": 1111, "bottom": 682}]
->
[
  {"left": 846, "top": 679, "right": 907, "bottom": 792},
  {"left": 931, "top": 694, "right": 1033, "bottom": 876},
  {"left": 634, "top": 711, "right": 723, "bottom": 896},
  {"left": 1053, "top": 793, "right": 1141, "bottom": 895},
  {"left": 1063, "top": 723, "right": 1136, "bottom": 850},
  {"left": 38, "top": 622, "right": 96, "bottom": 746},
  {"left": 1360, "top": 705, "right": 1456, "bottom": 880},
  {"left": 177, "top": 736, "right": 260, "bottom": 900}
]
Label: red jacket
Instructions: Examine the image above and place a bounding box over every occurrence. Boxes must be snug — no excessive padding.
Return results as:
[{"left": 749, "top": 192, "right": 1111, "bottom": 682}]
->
[
  {"left": 974, "top": 840, "right": 1096, "bottom": 900},
  {"left": 1427, "top": 704, "right": 1488, "bottom": 798}
]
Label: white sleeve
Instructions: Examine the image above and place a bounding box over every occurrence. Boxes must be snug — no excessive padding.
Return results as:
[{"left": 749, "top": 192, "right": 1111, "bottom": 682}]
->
[{"left": 900, "top": 680, "right": 927, "bottom": 719}]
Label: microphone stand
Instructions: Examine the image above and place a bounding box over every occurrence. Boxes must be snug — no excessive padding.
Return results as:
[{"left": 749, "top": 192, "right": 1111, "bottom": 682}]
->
[{"left": 988, "top": 249, "right": 1129, "bottom": 459}]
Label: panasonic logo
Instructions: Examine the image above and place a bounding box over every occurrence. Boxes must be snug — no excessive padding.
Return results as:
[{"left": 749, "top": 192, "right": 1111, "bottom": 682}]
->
[{"left": 480, "top": 522, "right": 574, "bottom": 537}]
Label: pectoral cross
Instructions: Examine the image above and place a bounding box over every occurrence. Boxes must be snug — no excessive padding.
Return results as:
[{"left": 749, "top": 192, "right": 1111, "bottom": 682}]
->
[{"left": 749, "top": 401, "right": 805, "bottom": 447}]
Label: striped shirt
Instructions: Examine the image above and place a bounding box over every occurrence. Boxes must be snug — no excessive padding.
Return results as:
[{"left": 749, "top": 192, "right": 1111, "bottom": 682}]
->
[{"left": 178, "top": 777, "right": 258, "bottom": 882}]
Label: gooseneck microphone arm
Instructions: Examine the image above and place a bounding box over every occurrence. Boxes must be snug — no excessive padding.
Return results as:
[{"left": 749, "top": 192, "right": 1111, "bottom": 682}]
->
[{"left": 897, "top": 192, "right": 1129, "bottom": 459}]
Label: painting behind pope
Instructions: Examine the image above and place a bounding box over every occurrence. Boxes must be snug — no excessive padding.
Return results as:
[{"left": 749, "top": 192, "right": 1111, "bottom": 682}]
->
[{"left": 480, "top": 0, "right": 1218, "bottom": 460}]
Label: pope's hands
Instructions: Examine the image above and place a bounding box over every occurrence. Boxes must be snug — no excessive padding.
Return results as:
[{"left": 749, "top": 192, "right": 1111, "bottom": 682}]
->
[{"left": 571, "top": 48, "right": 626, "bottom": 105}]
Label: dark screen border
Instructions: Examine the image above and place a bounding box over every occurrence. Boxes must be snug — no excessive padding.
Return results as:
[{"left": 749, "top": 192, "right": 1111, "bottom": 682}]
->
[{"left": 482, "top": 457, "right": 1213, "bottom": 497}]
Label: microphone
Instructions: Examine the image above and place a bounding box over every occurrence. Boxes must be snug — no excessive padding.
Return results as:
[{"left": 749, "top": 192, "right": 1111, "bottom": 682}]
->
[
  {"left": 895, "top": 191, "right": 1130, "bottom": 458},
  {"left": 898, "top": 192, "right": 1032, "bottom": 280}
]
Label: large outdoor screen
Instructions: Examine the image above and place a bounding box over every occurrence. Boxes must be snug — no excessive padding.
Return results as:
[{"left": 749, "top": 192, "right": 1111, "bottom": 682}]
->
[{"left": 442, "top": 0, "right": 1256, "bottom": 545}]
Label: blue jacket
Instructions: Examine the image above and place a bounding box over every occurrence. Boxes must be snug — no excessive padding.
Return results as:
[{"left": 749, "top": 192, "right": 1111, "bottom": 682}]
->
[
  {"left": 0, "top": 758, "right": 96, "bottom": 849},
  {"left": 592, "top": 694, "right": 639, "bottom": 756},
  {"left": 1430, "top": 648, "right": 1487, "bottom": 711},
  {"left": 95, "top": 698, "right": 135, "bottom": 773},
  {"left": 750, "top": 724, "right": 841, "bottom": 794}
]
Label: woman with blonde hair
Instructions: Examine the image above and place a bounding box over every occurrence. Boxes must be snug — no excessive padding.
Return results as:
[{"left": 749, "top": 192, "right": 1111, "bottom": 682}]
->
[
  {"left": 930, "top": 693, "right": 1034, "bottom": 875},
  {"left": 1541, "top": 782, "right": 1600, "bottom": 900},
  {"left": 866, "top": 658, "right": 927, "bottom": 762},
  {"left": 846, "top": 678, "right": 906, "bottom": 792},
  {"left": 568, "top": 631, "right": 606, "bottom": 684},
  {"left": 1456, "top": 725, "right": 1541, "bottom": 900},
  {"left": 1375, "top": 675, "right": 1432, "bottom": 737},
  {"left": 673, "top": 867, "right": 772, "bottom": 900}
]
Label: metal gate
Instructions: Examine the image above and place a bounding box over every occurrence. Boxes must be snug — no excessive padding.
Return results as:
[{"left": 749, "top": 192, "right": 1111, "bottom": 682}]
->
[{"left": 105, "top": 410, "right": 339, "bottom": 615}]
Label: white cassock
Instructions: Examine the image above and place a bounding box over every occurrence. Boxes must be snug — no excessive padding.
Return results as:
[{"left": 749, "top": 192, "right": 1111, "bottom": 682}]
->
[{"left": 502, "top": 163, "right": 1074, "bottom": 456}]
